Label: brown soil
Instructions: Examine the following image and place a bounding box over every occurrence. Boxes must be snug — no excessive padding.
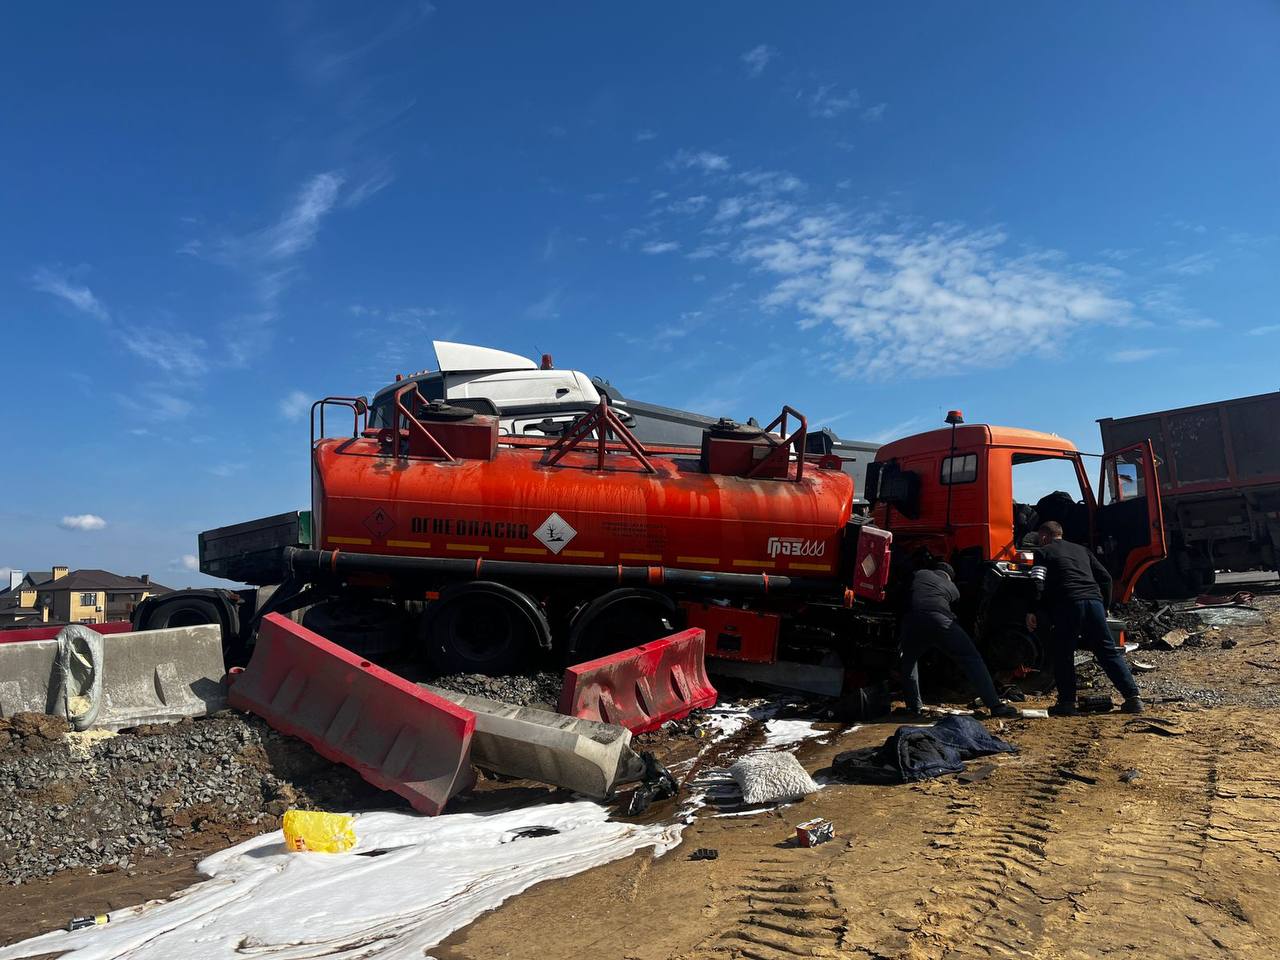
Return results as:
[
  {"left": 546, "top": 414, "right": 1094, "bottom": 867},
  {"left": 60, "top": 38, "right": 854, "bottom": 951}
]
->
[{"left": 437, "top": 591, "right": 1280, "bottom": 960}]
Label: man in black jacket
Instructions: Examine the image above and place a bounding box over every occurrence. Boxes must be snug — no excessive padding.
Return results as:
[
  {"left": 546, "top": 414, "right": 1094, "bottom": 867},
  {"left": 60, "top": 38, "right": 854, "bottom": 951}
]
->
[
  {"left": 1026, "top": 521, "right": 1144, "bottom": 716},
  {"left": 898, "top": 563, "right": 1018, "bottom": 717}
]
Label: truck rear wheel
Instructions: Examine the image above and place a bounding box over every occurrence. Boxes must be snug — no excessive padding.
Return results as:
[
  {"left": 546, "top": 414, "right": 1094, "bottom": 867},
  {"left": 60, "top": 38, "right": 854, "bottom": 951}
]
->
[
  {"left": 567, "top": 589, "right": 675, "bottom": 661},
  {"left": 422, "top": 582, "right": 550, "bottom": 675},
  {"left": 302, "top": 598, "right": 410, "bottom": 657}
]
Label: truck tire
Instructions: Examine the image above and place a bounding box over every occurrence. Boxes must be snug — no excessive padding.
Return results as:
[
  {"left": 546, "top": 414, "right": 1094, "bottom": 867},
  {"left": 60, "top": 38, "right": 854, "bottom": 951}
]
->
[
  {"left": 567, "top": 589, "right": 675, "bottom": 661},
  {"left": 302, "top": 598, "right": 409, "bottom": 657},
  {"left": 421, "top": 582, "right": 550, "bottom": 675},
  {"left": 137, "top": 596, "right": 223, "bottom": 630}
]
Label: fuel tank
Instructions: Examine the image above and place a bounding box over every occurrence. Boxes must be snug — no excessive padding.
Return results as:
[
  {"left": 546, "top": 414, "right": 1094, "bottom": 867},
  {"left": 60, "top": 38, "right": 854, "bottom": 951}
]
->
[{"left": 313, "top": 438, "right": 855, "bottom": 578}]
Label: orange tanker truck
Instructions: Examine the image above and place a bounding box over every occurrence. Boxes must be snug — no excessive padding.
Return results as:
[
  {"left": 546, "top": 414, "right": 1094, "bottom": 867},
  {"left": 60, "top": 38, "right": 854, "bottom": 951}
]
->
[{"left": 136, "top": 390, "right": 1165, "bottom": 697}]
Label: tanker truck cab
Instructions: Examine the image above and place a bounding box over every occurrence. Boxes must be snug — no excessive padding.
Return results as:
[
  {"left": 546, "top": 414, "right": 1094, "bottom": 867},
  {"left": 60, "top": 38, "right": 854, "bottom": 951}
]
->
[{"left": 868, "top": 415, "right": 1165, "bottom": 669}]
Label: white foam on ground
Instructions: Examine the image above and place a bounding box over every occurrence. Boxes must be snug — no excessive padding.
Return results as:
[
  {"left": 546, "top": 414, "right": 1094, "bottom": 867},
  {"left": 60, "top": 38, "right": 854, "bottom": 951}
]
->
[
  {"left": 0, "top": 698, "right": 850, "bottom": 960},
  {"left": 0, "top": 803, "right": 680, "bottom": 960}
]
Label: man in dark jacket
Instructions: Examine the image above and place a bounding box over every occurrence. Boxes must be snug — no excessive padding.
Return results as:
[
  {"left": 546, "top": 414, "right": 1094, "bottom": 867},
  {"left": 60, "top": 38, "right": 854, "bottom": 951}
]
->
[
  {"left": 1026, "top": 521, "right": 1144, "bottom": 716},
  {"left": 898, "top": 563, "right": 1018, "bottom": 717}
]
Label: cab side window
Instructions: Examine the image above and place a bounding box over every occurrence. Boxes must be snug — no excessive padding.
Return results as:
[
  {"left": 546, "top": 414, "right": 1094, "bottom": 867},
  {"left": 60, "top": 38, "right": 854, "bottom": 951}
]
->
[{"left": 940, "top": 453, "right": 977, "bottom": 484}]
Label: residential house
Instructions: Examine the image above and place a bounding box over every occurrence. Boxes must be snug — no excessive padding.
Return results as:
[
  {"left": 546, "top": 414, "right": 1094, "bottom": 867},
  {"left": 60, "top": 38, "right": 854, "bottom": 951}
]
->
[{"left": 0, "top": 566, "right": 172, "bottom": 626}]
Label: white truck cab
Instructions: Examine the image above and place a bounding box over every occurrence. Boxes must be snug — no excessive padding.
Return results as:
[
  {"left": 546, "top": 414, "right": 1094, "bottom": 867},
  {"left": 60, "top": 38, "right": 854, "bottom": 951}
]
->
[{"left": 370, "top": 341, "right": 613, "bottom": 438}]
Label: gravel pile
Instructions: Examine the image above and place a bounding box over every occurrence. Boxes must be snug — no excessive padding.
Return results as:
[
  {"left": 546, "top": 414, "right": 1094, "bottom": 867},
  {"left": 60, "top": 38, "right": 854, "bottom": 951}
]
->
[
  {"left": 431, "top": 671, "right": 563, "bottom": 706},
  {"left": 0, "top": 712, "right": 385, "bottom": 885}
]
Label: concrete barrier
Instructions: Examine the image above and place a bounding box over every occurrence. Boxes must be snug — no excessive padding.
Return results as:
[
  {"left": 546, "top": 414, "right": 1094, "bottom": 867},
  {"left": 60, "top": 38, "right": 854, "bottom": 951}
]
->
[
  {"left": 96, "top": 625, "right": 227, "bottom": 730},
  {"left": 559, "top": 628, "right": 718, "bottom": 734},
  {"left": 424, "top": 686, "right": 648, "bottom": 799},
  {"left": 230, "top": 614, "right": 476, "bottom": 816},
  {"left": 0, "top": 639, "right": 60, "bottom": 717}
]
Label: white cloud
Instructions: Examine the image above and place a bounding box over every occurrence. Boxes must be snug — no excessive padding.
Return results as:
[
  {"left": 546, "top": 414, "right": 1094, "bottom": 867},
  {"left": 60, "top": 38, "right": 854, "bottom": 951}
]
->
[
  {"left": 642, "top": 240, "right": 680, "bottom": 255},
  {"left": 207, "top": 462, "right": 245, "bottom": 478},
  {"left": 259, "top": 172, "right": 345, "bottom": 260},
  {"left": 1108, "top": 347, "right": 1171, "bottom": 363},
  {"left": 1175, "top": 317, "right": 1219, "bottom": 329},
  {"left": 634, "top": 129, "right": 657, "bottom": 142},
  {"left": 176, "top": 554, "right": 199, "bottom": 572},
  {"left": 665, "top": 195, "right": 710, "bottom": 215},
  {"left": 862, "top": 103, "right": 888, "bottom": 121},
  {"left": 741, "top": 44, "right": 777, "bottom": 77},
  {"left": 33, "top": 270, "right": 208, "bottom": 380},
  {"left": 31, "top": 268, "right": 110, "bottom": 321},
  {"left": 60, "top": 514, "right": 106, "bottom": 531},
  {"left": 1249, "top": 324, "right": 1280, "bottom": 336},
  {"left": 526, "top": 289, "right": 562, "bottom": 321},
  {"left": 1164, "top": 252, "right": 1216, "bottom": 277},
  {"left": 746, "top": 224, "right": 1132, "bottom": 377},
  {"left": 807, "top": 85, "right": 859, "bottom": 119},
  {"left": 210, "top": 171, "right": 347, "bottom": 366},
  {"left": 343, "top": 168, "right": 395, "bottom": 209},
  {"left": 280, "top": 389, "right": 310, "bottom": 420},
  {"left": 120, "top": 325, "right": 210, "bottom": 378},
  {"left": 670, "top": 149, "right": 731, "bottom": 173}
]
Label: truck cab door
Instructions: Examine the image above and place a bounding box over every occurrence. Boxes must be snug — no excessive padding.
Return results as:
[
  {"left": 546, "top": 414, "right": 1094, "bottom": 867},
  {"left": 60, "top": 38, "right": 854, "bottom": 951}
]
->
[{"left": 1094, "top": 440, "right": 1167, "bottom": 602}]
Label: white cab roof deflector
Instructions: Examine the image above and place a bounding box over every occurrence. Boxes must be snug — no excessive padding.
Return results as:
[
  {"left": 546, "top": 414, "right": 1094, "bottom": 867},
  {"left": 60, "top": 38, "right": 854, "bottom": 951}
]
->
[{"left": 433, "top": 340, "right": 537, "bottom": 373}]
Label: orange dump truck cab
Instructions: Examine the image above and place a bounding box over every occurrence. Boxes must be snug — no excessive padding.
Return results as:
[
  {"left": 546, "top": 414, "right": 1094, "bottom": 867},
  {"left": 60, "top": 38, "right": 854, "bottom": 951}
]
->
[{"left": 868, "top": 420, "right": 1165, "bottom": 668}]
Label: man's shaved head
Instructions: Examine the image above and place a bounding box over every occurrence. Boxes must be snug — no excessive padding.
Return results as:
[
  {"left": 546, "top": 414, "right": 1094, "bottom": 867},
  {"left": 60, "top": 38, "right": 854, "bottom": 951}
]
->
[{"left": 1038, "top": 520, "right": 1064, "bottom": 540}]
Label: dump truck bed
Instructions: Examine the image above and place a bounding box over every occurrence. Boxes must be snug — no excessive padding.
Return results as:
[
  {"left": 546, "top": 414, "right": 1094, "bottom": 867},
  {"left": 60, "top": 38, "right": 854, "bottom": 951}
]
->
[
  {"left": 1098, "top": 391, "right": 1280, "bottom": 497},
  {"left": 198, "top": 511, "right": 311, "bottom": 585}
]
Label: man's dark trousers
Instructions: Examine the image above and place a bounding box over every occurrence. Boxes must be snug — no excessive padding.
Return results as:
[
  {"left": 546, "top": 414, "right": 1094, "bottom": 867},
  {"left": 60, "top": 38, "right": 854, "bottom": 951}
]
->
[
  {"left": 898, "top": 615, "right": 1002, "bottom": 711},
  {"left": 1049, "top": 598, "right": 1140, "bottom": 705}
]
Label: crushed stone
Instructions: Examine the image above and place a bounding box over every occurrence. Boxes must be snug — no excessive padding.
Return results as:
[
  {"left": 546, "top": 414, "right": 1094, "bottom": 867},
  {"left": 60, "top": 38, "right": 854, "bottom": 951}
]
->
[
  {"left": 0, "top": 711, "right": 386, "bottom": 886},
  {"left": 430, "top": 671, "right": 563, "bottom": 706}
]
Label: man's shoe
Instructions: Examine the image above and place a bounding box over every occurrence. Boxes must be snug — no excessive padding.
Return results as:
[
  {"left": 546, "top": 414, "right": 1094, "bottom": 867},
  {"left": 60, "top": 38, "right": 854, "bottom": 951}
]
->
[
  {"left": 1048, "top": 702, "right": 1080, "bottom": 717},
  {"left": 1121, "top": 697, "right": 1146, "bottom": 714},
  {"left": 990, "top": 703, "right": 1020, "bottom": 718}
]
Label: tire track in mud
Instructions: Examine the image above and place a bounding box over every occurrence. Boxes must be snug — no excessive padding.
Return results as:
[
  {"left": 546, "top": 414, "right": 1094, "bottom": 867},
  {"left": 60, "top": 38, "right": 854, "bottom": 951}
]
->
[
  {"left": 868, "top": 722, "right": 1103, "bottom": 960},
  {"left": 681, "top": 850, "right": 847, "bottom": 959},
  {"left": 1061, "top": 713, "right": 1280, "bottom": 957},
  {"left": 1066, "top": 735, "right": 1217, "bottom": 945}
]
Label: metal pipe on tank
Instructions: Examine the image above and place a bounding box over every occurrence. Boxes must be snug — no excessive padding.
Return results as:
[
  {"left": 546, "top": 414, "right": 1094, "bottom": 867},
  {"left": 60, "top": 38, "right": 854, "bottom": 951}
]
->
[{"left": 282, "top": 547, "right": 838, "bottom": 596}]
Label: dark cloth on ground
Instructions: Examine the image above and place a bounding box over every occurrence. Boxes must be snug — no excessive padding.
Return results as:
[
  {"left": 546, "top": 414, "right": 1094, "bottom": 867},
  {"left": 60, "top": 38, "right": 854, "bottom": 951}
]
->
[
  {"left": 832, "top": 715, "right": 1017, "bottom": 785},
  {"left": 1049, "top": 598, "right": 1140, "bottom": 704},
  {"left": 1033, "top": 538, "right": 1113, "bottom": 608}
]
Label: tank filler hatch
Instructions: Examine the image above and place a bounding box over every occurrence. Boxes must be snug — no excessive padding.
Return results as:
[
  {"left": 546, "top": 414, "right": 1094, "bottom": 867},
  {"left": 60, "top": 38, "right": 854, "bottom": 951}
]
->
[{"left": 700, "top": 408, "right": 810, "bottom": 481}]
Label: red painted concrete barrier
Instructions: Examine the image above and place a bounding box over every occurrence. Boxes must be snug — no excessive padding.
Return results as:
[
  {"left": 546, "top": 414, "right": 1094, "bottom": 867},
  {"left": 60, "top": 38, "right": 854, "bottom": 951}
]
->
[
  {"left": 558, "top": 628, "right": 717, "bottom": 734},
  {"left": 0, "top": 621, "right": 133, "bottom": 645},
  {"left": 229, "top": 613, "right": 476, "bottom": 815}
]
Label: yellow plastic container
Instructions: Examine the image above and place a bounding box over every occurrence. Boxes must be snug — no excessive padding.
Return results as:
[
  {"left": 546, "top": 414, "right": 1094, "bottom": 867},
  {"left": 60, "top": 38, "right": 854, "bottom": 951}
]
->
[{"left": 282, "top": 809, "right": 357, "bottom": 853}]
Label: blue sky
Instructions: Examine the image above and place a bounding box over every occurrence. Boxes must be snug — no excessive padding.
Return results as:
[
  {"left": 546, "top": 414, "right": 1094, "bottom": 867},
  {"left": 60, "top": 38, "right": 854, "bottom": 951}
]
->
[{"left": 3, "top": 2, "right": 1278, "bottom": 588}]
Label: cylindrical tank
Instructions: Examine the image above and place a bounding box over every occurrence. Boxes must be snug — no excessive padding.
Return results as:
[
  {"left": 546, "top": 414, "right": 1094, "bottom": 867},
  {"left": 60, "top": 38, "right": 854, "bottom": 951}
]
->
[{"left": 313, "top": 438, "right": 854, "bottom": 578}]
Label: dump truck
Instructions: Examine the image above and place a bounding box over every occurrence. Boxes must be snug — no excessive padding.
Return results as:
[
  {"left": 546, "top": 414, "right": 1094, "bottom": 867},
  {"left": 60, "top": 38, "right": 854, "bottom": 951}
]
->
[
  {"left": 866, "top": 412, "right": 1166, "bottom": 669},
  {"left": 1099, "top": 390, "right": 1280, "bottom": 597}
]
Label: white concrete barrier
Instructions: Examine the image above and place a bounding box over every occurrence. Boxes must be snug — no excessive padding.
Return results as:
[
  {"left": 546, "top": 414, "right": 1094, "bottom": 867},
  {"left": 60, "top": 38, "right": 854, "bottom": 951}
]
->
[
  {"left": 96, "top": 624, "right": 227, "bottom": 729},
  {"left": 0, "top": 639, "right": 60, "bottom": 717},
  {"left": 423, "top": 686, "right": 648, "bottom": 799}
]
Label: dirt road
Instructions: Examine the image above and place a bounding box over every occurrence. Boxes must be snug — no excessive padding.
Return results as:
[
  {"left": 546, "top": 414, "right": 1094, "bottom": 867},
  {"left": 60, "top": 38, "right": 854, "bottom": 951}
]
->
[{"left": 438, "top": 591, "right": 1280, "bottom": 960}]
